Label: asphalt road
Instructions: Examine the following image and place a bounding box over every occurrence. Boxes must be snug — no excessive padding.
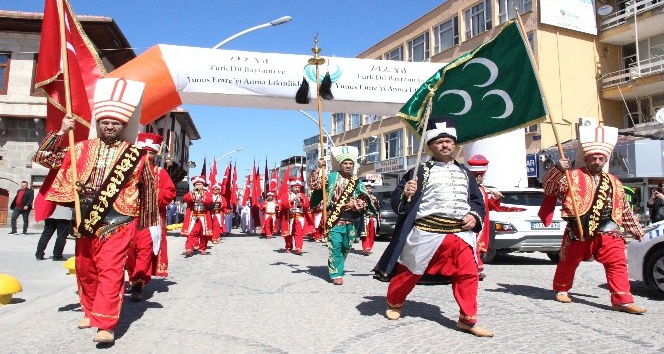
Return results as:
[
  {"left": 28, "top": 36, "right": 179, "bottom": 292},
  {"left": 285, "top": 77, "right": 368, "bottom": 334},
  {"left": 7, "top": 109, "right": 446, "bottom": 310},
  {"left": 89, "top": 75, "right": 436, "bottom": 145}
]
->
[{"left": 1, "top": 227, "right": 662, "bottom": 353}]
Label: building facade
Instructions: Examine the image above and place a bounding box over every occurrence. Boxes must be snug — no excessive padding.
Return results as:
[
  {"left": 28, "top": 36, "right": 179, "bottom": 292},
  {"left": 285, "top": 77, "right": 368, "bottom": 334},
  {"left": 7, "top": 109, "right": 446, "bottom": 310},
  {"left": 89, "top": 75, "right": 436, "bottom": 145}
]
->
[{"left": 331, "top": 0, "right": 664, "bottom": 216}]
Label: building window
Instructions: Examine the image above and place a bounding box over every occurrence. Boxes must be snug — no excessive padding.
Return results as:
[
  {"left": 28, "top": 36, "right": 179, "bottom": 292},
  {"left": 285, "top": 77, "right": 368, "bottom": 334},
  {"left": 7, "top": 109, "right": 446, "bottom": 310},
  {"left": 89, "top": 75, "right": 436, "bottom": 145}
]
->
[
  {"left": 364, "top": 136, "right": 381, "bottom": 163},
  {"left": 464, "top": 0, "right": 492, "bottom": 40},
  {"left": 31, "top": 53, "right": 42, "bottom": 96},
  {"left": 434, "top": 17, "right": 459, "bottom": 54},
  {"left": 407, "top": 131, "right": 421, "bottom": 155},
  {"left": 408, "top": 32, "right": 430, "bottom": 62},
  {"left": 384, "top": 130, "right": 403, "bottom": 159},
  {"left": 384, "top": 46, "right": 403, "bottom": 61},
  {"left": 524, "top": 124, "right": 539, "bottom": 134},
  {"left": 365, "top": 114, "right": 381, "bottom": 124},
  {"left": 498, "top": 0, "right": 532, "bottom": 24},
  {"left": 349, "top": 114, "right": 361, "bottom": 130},
  {"left": 0, "top": 52, "right": 11, "bottom": 95},
  {"left": 348, "top": 140, "right": 362, "bottom": 158},
  {"left": 333, "top": 113, "right": 345, "bottom": 135}
]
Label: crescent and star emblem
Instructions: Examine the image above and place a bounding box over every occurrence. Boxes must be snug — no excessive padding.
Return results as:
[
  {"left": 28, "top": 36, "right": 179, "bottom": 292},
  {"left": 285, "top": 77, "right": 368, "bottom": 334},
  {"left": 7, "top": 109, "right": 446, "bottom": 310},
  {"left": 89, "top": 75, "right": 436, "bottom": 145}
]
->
[{"left": 436, "top": 57, "right": 514, "bottom": 119}]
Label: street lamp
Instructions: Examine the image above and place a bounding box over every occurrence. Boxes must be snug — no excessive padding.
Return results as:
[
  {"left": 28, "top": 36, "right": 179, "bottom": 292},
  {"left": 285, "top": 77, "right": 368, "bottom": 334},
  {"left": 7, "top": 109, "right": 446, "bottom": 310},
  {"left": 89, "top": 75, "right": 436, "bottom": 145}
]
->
[
  {"left": 358, "top": 151, "right": 379, "bottom": 163},
  {"left": 212, "top": 16, "right": 292, "bottom": 49},
  {"left": 216, "top": 148, "right": 244, "bottom": 161},
  {"left": 298, "top": 110, "right": 335, "bottom": 147}
]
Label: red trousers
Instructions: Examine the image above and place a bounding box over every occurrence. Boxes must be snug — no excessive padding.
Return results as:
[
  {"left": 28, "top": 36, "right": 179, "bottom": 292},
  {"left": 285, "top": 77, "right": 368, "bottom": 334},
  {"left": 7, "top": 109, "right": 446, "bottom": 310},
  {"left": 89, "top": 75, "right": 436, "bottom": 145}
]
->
[
  {"left": 284, "top": 217, "right": 305, "bottom": 251},
  {"left": 475, "top": 241, "right": 485, "bottom": 271},
  {"left": 553, "top": 232, "right": 634, "bottom": 304},
  {"left": 211, "top": 212, "right": 224, "bottom": 242},
  {"left": 262, "top": 214, "right": 276, "bottom": 236},
  {"left": 361, "top": 218, "right": 376, "bottom": 251},
  {"left": 153, "top": 225, "right": 168, "bottom": 277},
  {"left": 126, "top": 227, "right": 153, "bottom": 285},
  {"left": 185, "top": 221, "right": 207, "bottom": 252},
  {"left": 387, "top": 234, "right": 479, "bottom": 325},
  {"left": 76, "top": 220, "right": 135, "bottom": 331}
]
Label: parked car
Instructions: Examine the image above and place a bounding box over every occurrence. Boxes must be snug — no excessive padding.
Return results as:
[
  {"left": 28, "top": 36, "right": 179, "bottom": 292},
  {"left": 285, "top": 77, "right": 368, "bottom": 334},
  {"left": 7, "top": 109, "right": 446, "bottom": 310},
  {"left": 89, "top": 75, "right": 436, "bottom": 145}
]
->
[
  {"left": 483, "top": 187, "right": 565, "bottom": 263},
  {"left": 627, "top": 220, "right": 664, "bottom": 297},
  {"left": 374, "top": 191, "right": 397, "bottom": 239}
]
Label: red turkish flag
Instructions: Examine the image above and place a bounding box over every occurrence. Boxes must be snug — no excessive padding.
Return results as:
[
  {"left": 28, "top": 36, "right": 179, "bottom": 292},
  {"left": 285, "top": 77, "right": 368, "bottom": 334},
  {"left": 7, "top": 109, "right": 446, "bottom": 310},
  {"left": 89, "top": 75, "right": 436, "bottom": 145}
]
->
[
  {"left": 230, "top": 163, "right": 238, "bottom": 210},
  {"left": 209, "top": 159, "right": 218, "bottom": 186},
  {"left": 221, "top": 162, "right": 232, "bottom": 204},
  {"left": 35, "top": 0, "right": 105, "bottom": 143},
  {"left": 269, "top": 167, "right": 278, "bottom": 193},
  {"left": 277, "top": 162, "right": 291, "bottom": 205}
]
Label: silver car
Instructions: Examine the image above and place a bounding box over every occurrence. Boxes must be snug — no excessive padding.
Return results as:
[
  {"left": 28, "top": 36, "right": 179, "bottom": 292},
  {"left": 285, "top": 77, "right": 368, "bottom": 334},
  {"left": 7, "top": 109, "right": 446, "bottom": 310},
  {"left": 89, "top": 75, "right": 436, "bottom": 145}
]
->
[{"left": 627, "top": 220, "right": 664, "bottom": 297}]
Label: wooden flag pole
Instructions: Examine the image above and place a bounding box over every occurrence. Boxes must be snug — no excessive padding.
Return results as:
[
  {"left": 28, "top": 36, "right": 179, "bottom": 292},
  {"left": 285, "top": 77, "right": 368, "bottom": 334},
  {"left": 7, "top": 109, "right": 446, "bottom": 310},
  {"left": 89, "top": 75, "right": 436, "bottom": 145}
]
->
[
  {"left": 515, "top": 10, "right": 584, "bottom": 240},
  {"left": 57, "top": 0, "right": 81, "bottom": 228},
  {"left": 407, "top": 87, "right": 436, "bottom": 202},
  {"left": 308, "top": 34, "right": 328, "bottom": 235}
]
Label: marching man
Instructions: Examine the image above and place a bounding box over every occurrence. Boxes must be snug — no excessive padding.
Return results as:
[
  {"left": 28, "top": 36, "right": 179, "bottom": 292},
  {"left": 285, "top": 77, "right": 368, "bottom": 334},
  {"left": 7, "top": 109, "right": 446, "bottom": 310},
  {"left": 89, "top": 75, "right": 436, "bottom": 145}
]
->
[
  {"left": 181, "top": 176, "right": 213, "bottom": 256},
  {"left": 126, "top": 132, "right": 176, "bottom": 301},
  {"left": 360, "top": 182, "right": 380, "bottom": 255},
  {"left": 281, "top": 177, "right": 310, "bottom": 254},
  {"left": 260, "top": 191, "right": 279, "bottom": 238},
  {"left": 209, "top": 183, "right": 226, "bottom": 244}
]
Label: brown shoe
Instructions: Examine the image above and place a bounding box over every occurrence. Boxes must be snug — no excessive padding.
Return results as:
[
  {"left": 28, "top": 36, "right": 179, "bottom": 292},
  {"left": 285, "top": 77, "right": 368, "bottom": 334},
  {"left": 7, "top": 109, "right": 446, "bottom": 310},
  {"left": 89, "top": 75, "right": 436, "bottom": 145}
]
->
[
  {"left": 363, "top": 249, "right": 372, "bottom": 256},
  {"left": 332, "top": 278, "right": 343, "bottom": 285},
  {"left": 478, "top": 272, "right": 486, "bottom": 281},
  {"left": 612, "top": 303, "right": 647, "bottom": 315},
  {"left": 77, "top": 317, "right": 91, "bottom": 329},
  {"left": 294, "top": 248, "right": 303, "bottom": 255},
  {"left": 555, "top": 292, "right": 572, "bottom": 303},
  {"left": 456, "top": 321, "right": 494, "bottom": 337},
  {"left": 385, "top": 306, "right": 402, "bottom": 320},
  {"left": 200, "top": 250, "right": 207, "bottom": 255},
  {"left": 93, "top": 330, "right": 115, "bottom": 343},
  {"left": 184, "top": 249, "right": 193, "bottom": 257}
]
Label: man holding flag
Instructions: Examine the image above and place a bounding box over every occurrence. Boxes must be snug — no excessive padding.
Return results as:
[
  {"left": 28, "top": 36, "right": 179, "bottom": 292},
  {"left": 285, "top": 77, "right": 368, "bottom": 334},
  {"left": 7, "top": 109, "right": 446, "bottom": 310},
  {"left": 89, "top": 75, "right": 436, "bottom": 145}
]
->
[
  {"left": 373, "top": 21, "right": 549, "bottom": 337},
  {"left": 33, "top": 78, "right": 158, "bottom": 343}
]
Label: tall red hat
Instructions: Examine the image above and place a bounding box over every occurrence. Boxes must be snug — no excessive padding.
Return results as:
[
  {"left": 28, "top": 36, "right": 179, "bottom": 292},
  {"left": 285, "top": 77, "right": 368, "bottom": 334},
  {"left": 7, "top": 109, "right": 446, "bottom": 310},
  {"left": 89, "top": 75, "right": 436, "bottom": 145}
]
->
[
  {"left": 191, "top": 175, "right": 207, "bottom": 185},
  {"left": 211, "top": 182, "right": 222, "bottom": 190},
  {"left": 466, "top": 154, "right": 489, "bottom": 175},
  {"left": 288, "top": 177, "right": 304, "bottom": 187},
  {"left": 136, "top": 132, "right": 163, "bottom": 153}
]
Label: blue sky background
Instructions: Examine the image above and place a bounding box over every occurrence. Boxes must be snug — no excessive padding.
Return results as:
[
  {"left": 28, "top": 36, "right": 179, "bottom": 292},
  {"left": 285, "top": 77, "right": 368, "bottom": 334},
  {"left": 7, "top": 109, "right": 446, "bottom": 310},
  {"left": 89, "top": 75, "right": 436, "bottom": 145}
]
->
[{"left": 5, "top": 0, "right": 444, "bottom": 180}]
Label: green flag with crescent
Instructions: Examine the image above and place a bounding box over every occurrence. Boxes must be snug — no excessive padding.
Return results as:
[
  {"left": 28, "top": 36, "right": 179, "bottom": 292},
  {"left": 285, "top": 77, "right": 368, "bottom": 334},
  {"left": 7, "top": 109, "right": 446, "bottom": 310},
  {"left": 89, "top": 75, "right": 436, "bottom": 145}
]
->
[{"left": 398, "top": 21, "right": 547, "bottom": 144}]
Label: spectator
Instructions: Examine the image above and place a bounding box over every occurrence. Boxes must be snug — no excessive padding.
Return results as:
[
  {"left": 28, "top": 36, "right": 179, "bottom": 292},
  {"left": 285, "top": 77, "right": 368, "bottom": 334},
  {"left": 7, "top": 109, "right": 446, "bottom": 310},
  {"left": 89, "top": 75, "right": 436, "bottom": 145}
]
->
[
  {"left": 647, "top": 183, "right": 664, "bottom": 223},
  {"left": 35, "top": 204, "right": 73, "bottom": 261},
  {"left": 166, "top": 201, "right": 178, "bottom": 225},
  {"left": 9, "top": 181, "right": 34, "bottom": 234},
  {"left": 176, "top": 200, "right": 186, "bottom": 224}
]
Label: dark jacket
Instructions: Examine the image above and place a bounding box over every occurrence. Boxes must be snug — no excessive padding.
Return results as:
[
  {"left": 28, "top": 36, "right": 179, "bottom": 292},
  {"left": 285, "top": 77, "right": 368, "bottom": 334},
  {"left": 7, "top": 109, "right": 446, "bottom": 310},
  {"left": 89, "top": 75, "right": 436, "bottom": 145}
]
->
[
  {"left": 10, "top": 187, "right": 34, "bottom": 211},
  {"left": 373, "top": 160, "right": 485, "bottom": 280}
]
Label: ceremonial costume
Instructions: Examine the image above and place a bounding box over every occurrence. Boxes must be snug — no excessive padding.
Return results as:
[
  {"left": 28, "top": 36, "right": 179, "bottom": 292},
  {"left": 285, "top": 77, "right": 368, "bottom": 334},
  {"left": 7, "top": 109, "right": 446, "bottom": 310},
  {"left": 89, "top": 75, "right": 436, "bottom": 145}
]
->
[
  {"left": 310, "top": 146, "right": 372, "bottom": 284},
  {"left": 281, "top": 178, "right": 310, "bottom": 254},
  {"left": 260, "top": 192, "right": 279, "bottom": 238},
  {"left": 360, "top": 184, "right": 380, "bottom": 255},
  {"left": 210, "top": 183, "right": 227, "bottom": 244},
  {"left": 33, "top": 78, "right": 157, "bottom": 341},
  {"left": 466, "top": 154, "right": 523, "bottom": 277},
  {"left": 541, "top": 125, "right": 645, "bottom": 313},
  {"left": 373, "top": 117, "right": 492, "bottom": 336},
  {"left": 126, "top": 133, "right": 176, "bottom": 301},
  {"left": 181, "top": 176, "right": 213, "bottom": 256}
]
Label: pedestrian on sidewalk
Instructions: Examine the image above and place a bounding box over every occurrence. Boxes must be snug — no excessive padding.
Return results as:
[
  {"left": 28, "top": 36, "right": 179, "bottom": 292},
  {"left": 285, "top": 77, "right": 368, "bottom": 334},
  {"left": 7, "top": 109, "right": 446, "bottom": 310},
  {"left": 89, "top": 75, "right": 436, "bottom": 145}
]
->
[
  {"left": 9, "top": 181, "right": 34, "bottom": 234},
  {"left": 35, "top": 204, "right": 73, "bottom": 260}
]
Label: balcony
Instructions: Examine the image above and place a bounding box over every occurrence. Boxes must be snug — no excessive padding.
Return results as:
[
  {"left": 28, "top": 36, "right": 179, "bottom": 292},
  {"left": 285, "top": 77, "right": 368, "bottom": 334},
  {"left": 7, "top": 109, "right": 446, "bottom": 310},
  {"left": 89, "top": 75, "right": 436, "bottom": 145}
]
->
[
  {"left": 601, "top": 55, "right": 664, "bottom": 100},
  {"left": 599, "top": 0, "right": 664, "bottom": 45}
]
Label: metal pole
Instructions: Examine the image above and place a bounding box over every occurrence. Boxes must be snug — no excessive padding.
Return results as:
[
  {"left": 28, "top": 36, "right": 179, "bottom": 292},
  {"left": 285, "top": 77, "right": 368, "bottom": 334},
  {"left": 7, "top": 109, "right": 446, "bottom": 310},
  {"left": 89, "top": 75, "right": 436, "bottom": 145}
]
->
[
  {"left": 307, "top": 34, "right": 327, "bottom": 235},
  {"left": 212, "top": 16, "right": 292, "bottom": 49}
]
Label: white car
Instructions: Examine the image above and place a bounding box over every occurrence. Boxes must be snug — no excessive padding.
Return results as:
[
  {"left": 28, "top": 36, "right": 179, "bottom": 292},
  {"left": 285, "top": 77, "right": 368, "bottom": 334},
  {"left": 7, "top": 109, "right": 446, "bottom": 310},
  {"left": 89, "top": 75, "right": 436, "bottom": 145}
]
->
[
  {"left": 627, "top": 220, "right": 664, "bottom": 297},
  {"left": 482, "top": 187, "right": 565, "bottom": 263}
]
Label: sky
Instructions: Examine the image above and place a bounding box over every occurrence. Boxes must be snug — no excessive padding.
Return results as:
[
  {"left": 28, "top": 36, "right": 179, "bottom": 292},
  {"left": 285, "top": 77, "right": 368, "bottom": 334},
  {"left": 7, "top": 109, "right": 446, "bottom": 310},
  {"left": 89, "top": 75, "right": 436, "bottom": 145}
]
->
[{"left": 4, "top": 0, "right": 445, "bottom": 180}]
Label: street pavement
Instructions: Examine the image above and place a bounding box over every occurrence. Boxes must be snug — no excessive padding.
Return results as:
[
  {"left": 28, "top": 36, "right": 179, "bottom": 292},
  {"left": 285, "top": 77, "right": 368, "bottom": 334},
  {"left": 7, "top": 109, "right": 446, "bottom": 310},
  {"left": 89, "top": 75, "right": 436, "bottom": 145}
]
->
[{"left": 1, "top": 227, "right": 663, "bottom": 353}]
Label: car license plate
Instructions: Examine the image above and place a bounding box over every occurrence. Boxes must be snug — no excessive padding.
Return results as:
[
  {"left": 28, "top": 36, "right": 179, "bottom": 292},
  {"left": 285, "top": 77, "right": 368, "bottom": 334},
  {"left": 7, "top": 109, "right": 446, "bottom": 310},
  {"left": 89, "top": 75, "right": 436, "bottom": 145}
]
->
[{"left": 531, "top": 222, "right": 560, "bottom": 230}]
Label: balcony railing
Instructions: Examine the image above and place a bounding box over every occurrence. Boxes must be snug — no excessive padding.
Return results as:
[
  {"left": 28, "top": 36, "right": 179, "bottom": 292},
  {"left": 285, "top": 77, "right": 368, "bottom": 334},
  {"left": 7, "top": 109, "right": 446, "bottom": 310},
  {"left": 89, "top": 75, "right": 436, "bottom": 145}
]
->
[
  {"left": 601, "top": 54, "right": 664, "bottom": 89},
  {"left": 599, "top": 0, "right": 664, "bottom": 32}
]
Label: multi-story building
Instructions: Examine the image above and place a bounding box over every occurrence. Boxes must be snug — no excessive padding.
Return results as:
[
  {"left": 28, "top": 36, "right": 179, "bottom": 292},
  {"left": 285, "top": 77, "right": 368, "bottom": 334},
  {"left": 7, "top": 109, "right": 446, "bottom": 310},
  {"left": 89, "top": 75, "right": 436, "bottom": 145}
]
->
[
  {"left": 0, "top": 10, "right": 200, "bottom": 226},
  {"left": 332, "top": 0, "right": 664, "bottom": 214}
]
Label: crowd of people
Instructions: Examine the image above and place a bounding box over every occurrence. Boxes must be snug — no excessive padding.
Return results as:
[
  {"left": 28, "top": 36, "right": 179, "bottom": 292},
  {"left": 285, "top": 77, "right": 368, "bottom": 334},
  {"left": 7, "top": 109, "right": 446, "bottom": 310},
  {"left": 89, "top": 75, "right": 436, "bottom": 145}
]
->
[{"left": 14, "top": 77, "right": 653, "bottom": 346}]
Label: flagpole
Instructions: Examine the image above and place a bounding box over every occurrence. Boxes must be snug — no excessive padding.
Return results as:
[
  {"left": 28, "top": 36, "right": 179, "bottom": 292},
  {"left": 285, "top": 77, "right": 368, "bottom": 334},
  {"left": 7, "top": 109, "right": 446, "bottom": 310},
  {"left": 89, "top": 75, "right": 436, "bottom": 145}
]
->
[
  {"left": 407, "top": 87, "right": 436, "bottom": 202},
  {"left": 514, "top": 11, "right": 584, "bottom": 240},
  {"left": 308, "top": 34, "right": 327, "bottom": 234},
  {"left": 57, "top": 0, "right": 81, "bottom": 228}
]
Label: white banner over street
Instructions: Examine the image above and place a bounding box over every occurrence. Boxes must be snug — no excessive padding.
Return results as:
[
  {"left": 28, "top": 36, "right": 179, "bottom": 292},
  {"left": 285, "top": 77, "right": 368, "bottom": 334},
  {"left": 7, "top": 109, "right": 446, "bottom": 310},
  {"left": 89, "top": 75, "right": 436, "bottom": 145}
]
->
[{"left": 109, "top": 45, "right": 446, "bottom": 124}]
